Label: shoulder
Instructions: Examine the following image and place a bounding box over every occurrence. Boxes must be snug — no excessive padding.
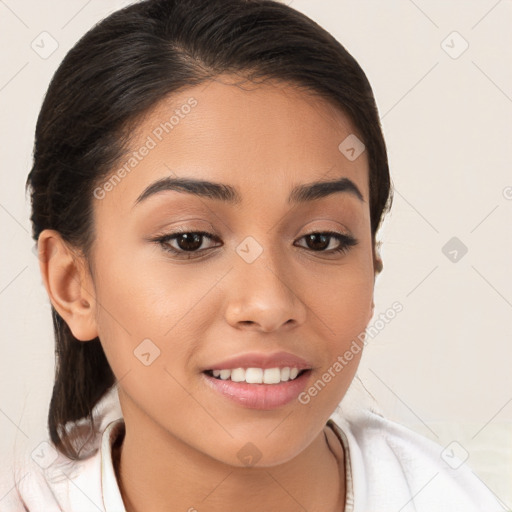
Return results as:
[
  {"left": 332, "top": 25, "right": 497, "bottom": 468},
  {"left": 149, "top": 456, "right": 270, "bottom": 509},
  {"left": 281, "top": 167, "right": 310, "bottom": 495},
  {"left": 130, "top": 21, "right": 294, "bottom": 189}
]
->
[
  {"left": 0, "top": 419, "right": 124, "bottom": 512},
  {"left": 0, "top": 388, "right": 125, "bottom": 512},
  {"left": 0, "top": 443, "right": 103, "bottom": 512},
  {"left": 329, "top": 407, "right": 503, "bottom": 512}
]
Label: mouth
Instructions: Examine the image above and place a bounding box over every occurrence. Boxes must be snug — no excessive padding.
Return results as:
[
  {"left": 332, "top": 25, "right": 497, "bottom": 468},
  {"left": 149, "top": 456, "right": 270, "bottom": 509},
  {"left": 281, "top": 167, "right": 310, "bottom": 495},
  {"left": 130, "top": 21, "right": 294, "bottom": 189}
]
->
[
  {"left": 202, "top": 365, "right": 312, "bottom": 410},
  {"left": 203, "top": 367, "right": 309, "bottom": 384},
  {"left": 201, "top": 351, "right": 313, "bottom": 409}
]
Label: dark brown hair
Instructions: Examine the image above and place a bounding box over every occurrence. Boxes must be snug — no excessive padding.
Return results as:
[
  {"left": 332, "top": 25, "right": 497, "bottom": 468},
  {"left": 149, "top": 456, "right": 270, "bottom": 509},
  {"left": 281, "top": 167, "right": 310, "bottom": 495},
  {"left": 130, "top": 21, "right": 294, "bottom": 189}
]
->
[{"left": 26, "top": 0, "right": 392, "bottom": 460}]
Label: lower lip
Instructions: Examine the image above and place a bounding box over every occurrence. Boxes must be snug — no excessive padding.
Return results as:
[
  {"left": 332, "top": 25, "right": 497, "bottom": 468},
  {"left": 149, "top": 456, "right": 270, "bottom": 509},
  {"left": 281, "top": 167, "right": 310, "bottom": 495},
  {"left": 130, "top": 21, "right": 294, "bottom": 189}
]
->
[{"left": 202, "top": 371, "right": 311, "bottom": 410}]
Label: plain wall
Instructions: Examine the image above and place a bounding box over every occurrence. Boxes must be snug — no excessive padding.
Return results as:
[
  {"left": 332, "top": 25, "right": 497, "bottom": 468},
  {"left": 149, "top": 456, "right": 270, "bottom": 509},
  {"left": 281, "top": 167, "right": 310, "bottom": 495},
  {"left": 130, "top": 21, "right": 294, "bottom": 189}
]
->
[{"left": 1, "top": 0, "right": 511, "bottom": 505}]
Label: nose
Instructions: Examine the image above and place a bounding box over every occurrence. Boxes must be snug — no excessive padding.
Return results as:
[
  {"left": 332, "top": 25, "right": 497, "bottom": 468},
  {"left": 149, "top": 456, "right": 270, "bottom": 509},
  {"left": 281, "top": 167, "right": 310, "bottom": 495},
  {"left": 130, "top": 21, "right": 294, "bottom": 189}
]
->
[{"left": 223, "top": 246, "right": 308, "bottom": 332}]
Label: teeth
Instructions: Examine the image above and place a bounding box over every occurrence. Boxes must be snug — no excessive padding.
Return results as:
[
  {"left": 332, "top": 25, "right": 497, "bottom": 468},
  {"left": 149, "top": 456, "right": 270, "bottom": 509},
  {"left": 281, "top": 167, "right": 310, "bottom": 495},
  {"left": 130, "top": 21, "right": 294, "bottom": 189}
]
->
[
  {"left": 245, "top": 368, "right": 263, "bottom": 384},
  {"left": 208, "top": 367, "right": 304, "bottom": 384},
  {"left": 263, "top": 368, "right": 281, "bottom": 384},
  {"left": 231, "top": 368, "right": 245, "bottom": 382},
  {"left": 219, "top": 369, "right": 231, "bottom": 380}
]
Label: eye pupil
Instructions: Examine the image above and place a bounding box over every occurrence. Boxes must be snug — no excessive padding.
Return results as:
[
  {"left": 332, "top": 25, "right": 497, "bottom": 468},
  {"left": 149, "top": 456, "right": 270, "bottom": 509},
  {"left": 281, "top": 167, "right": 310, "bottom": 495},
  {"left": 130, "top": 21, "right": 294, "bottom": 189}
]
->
[
  {"left": 177, "top": 233, "right": 203, "bottom": 251},
  {"left": 306, "top": 233, "right": 329, "bottom": 251}
]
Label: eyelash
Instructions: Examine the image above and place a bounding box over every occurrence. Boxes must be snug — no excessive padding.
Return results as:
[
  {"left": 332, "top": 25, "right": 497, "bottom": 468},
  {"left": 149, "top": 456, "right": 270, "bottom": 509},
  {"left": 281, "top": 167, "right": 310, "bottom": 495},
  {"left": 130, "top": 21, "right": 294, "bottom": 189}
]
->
[{"left": 152, "top": 229, "right": 358, "bottom": 259}]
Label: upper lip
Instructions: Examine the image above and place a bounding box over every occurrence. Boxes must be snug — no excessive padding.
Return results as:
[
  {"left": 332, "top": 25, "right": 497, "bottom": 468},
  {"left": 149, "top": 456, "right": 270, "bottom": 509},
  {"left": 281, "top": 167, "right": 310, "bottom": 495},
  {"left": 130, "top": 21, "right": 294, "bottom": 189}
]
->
[{"left": 203, "top": 351, "right": 312, "bottom": 371}]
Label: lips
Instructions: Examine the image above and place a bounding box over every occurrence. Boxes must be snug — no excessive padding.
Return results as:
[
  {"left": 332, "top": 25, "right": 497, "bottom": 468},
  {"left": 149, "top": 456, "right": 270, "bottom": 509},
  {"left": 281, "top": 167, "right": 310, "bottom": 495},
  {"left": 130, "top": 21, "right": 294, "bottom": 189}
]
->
[{"left": 201, "top": 351, "right": 313, "bottom": 409}]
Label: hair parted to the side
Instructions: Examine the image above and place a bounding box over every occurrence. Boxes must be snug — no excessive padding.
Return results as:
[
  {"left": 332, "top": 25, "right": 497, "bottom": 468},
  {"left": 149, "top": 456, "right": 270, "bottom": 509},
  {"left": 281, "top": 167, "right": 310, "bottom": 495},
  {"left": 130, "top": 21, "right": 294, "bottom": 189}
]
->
[{"left": 25, "top": 0, "right": 393, "bottom": 460}]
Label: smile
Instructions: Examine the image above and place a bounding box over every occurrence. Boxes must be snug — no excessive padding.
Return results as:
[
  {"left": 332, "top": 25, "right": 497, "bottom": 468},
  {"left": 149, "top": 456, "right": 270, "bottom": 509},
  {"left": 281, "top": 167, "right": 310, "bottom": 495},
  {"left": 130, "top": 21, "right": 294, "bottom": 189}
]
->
[{"left": 205, "top": 367, "right": 305, "bottom": 384}]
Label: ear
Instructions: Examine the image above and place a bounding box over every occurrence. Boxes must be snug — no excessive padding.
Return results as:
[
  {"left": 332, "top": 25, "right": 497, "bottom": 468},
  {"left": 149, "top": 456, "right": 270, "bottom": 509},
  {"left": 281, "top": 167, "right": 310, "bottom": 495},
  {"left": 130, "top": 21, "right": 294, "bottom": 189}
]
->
[
  {"left": 368, "top": 242, "right": 382, "bottom": 323},
  {"left": 37, "top": 229, "right": 99, "bottom": 341},
  {"left": 373, "top": 241, "right": 383, "bottom": 277},
  {"left": 365, "top": 296, "right": 375, "bottom": 326}
]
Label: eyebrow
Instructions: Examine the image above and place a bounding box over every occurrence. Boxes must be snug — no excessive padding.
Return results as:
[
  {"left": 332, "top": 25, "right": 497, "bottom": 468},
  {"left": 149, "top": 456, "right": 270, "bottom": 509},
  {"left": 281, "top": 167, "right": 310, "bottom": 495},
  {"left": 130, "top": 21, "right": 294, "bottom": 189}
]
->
[{"left": 134, "top": 175, "right": 364, "bottom": 207}]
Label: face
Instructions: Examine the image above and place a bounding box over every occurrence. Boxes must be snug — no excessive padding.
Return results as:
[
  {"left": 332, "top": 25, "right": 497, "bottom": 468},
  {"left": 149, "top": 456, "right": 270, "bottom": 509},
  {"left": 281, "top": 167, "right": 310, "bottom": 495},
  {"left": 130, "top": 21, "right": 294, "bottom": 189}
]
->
[{"left": 87, "top": 76, "right": 375, "bottom": 467}]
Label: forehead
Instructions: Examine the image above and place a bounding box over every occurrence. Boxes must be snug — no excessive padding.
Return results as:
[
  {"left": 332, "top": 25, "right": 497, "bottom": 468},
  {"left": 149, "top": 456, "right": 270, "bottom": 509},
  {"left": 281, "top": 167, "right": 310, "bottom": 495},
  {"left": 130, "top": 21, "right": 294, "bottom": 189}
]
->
[{"left": 103, "top": 75, "right": 369, "bottom": 211}]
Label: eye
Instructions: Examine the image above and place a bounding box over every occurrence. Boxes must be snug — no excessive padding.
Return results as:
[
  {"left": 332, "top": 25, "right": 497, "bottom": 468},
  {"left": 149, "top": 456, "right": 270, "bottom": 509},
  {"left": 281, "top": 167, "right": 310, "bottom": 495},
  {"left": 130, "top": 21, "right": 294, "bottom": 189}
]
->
[
  {"left": 151, "top": 229, "right": 358, "bottom": 259},
  {"left": 154, "top": 230, "right": 221, "bottom": 258},
  {"left": 295, "top": 231, "right": 358, "bottom": 255}
]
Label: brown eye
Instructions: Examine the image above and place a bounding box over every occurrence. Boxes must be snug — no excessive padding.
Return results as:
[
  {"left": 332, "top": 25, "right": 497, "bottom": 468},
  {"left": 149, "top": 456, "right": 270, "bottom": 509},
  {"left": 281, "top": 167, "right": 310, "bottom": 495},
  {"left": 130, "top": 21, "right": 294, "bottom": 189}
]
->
[
  {"left": 173, "top": 232, "right": 204, "bottom": 252},
  {"left": 153, "top": 229, "right": 357, "bottom": 260},
  {"left": 154, "top": 230, "right": 221, "bottom": 258},
  {"left": 304, "top": 233, "right": 330, "bottom": 251},
  {"left": 296, "top": 231, "right": 358, "bottom": 255}
]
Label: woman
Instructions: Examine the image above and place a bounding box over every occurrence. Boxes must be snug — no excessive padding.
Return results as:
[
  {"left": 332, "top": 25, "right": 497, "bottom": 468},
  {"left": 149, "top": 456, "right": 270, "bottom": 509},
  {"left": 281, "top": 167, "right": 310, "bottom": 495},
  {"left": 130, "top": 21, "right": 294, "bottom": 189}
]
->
[{"left": 0, "top": 0, "right": 502, "bottom": 510}]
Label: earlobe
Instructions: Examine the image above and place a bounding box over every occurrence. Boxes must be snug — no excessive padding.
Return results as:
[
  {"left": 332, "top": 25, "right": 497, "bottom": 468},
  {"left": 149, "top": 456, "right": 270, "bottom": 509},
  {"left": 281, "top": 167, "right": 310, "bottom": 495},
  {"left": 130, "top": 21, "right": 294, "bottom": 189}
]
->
[
  {"left": 37, "top": 229, "right": 98, "bottom": 341},
  {"left": 374, "top": 257, "right": 383, "bottom": 275},
  {"left": 369, "top": 245, "right": 380, "bottom": 324},
  {"left": 373, "top": 243, "right": 383, "bottom": 276},
  {"left": 366, "top": 297, "right": 375, "bottom": 325}
]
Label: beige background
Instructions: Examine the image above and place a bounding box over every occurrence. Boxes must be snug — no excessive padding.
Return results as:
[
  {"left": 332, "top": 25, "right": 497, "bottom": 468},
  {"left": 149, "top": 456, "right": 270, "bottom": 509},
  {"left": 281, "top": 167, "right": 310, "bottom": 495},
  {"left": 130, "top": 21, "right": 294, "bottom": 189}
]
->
[{"left": 0, "top": 0, "right": 511, "bottom": 506}]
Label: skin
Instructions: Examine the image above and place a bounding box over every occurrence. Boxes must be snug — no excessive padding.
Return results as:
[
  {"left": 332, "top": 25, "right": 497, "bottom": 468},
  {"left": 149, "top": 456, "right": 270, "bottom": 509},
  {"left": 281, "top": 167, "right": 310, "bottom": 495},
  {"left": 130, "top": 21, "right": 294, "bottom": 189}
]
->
[{"left": 38, "top": 75, "right": 380, "bottom": 512}]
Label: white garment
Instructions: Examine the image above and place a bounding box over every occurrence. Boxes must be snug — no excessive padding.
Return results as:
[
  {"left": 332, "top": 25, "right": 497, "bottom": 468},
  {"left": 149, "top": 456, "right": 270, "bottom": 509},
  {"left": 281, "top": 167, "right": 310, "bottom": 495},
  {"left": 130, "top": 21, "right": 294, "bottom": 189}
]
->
[{"left": 0, "top": 396, "right": 503, "bottom": 511}]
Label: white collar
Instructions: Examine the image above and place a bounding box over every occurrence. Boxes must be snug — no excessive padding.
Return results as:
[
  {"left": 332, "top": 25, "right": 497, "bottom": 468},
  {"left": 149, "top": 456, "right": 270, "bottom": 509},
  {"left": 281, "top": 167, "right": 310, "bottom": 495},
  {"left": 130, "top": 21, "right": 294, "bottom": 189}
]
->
[{"left": 100, "top": 418, "right": 127, "bottom": 512}]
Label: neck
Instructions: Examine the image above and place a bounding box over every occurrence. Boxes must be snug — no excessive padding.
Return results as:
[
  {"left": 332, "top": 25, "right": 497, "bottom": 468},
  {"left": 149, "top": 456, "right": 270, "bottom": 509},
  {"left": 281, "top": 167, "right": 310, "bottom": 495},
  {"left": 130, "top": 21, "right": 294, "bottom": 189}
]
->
[{"left": 112, "top": 418, "right": 345, "bottom": 512}]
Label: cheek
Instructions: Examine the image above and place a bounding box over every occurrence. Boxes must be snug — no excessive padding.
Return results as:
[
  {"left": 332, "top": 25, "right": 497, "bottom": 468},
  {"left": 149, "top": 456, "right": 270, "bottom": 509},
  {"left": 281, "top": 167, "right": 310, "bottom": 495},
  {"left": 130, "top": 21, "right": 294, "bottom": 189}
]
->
[
  {"left": 302, "top": 270, "right": 372, "bottom": 396},
  {"left": 299, "top": 248, "right": 374, "bottom": 393},
  {"left": 90, "top": 253, "right": 206, "bottom": 424},
  {"left": 304, "top": 252, "right": 374, "bottom": 336},
  {"left": 90, "top": 240, "right": 221, "bottom": 386},
  {"left": 92, "top": 238, "right": 195, "bottom": 336}
]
